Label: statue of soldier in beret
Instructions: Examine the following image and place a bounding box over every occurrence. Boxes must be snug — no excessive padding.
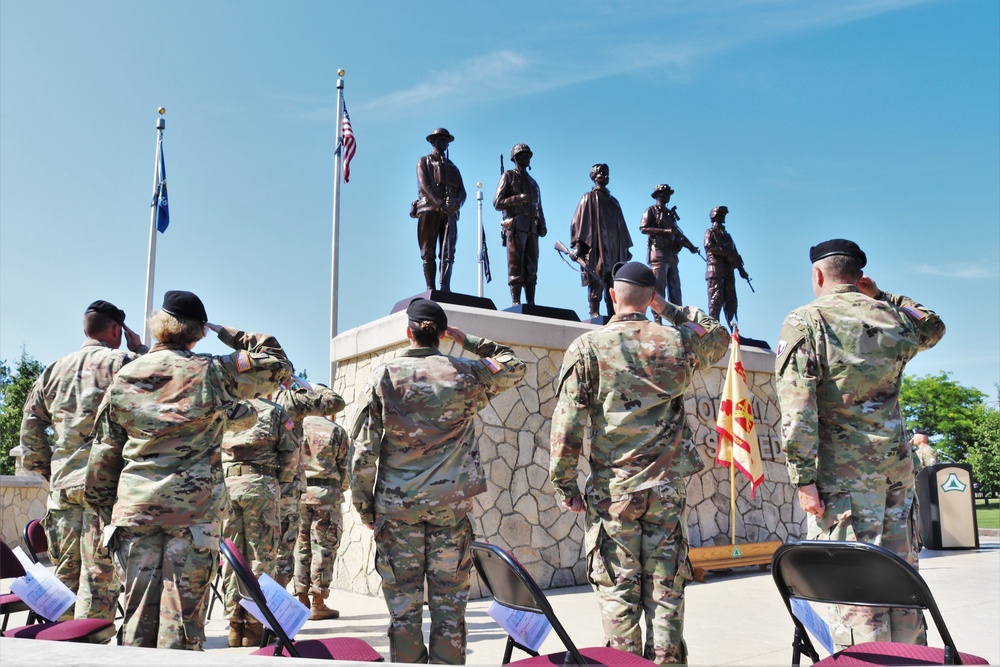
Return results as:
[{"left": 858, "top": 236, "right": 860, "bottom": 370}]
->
[
  {"left": 494, "top": 143, "right": 546, "bottom": 306},
  {"left": 414, "top": 128, "right": 466, "bottom": 292}
]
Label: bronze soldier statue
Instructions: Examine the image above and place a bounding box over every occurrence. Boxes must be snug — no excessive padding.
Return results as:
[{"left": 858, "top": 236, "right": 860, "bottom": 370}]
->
[
  {"left": 494, "top": 144, "right": 546, "bottom": 305},
  {"left": 570, "top": 163, "right": 632, "bottom": 319},
  {"left": 639, "top": 184, "right": 698, "bottom": 305},
  {"left": 704, "top": 205, "right": 749, "bottom": 327},
  {"left": 415, "top": 128, "right": 466, "bottom": 292}
]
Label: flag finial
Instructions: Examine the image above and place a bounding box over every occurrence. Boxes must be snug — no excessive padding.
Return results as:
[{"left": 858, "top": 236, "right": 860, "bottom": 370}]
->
[
  {"left": 157, "top": 106, "right": 165, "bottom": 115},
  {"left": 337, "top": 68, "right": 345, "bottom": 77}
]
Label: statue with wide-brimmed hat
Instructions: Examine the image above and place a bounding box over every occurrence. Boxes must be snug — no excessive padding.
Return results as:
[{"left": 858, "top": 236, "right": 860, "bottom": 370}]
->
[{"left": 413, "top": 128, "right": 466, "bottom": 291}]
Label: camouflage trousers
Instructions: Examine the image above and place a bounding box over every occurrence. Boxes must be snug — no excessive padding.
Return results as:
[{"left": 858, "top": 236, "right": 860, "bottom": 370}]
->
[
  {"left": 294, "top": 500, "right": 343, "bottom": 596},
  {"left": 810, "top": 486, "right": 927, "bottom": 650},
  {"left": 585, "top": 483, "right": 691, "bottom": 666},
  {"left": 375, "top": 510, "right": 474, "bottom": 664},
  {"left": 275, "top": 487, "right": 301, "bottom": 588},
  {"left": 44, "top": 487, "right": 117, "bottom": 620},
  {"left": 112, "top": 523, "right": 219, "bottom": 650},
  {"left": 222, "top": 474, "right": 279, "bottom": 619}
]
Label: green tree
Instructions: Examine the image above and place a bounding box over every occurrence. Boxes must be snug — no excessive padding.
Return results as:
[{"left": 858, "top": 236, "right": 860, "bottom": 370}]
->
[
  {"left": 899, "top": 372, "right": 986, "bottom": 462},
  {"left": 967, "top": 403, "right": 1000, "bottom": 502},
  {"left": 0, "top": 348, "right": 45, "bottom": 475}
]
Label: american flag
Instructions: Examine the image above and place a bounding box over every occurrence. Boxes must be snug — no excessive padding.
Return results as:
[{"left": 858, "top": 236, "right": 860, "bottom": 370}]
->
[{"left": 341, "top": 99, "right": 356, "bottom": 183}]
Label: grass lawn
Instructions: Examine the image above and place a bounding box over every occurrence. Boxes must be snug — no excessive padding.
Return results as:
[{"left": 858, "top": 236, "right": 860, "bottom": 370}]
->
[{"left": 975, "top": 498, "right": 999, "bottom": 529}]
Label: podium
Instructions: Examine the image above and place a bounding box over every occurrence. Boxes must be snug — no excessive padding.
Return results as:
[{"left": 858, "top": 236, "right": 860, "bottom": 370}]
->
[{"left": 916, "top": 463, "right": 979, "bottom": 550}]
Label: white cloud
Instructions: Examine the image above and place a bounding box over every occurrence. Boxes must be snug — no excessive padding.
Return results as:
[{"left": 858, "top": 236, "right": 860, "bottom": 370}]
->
[{"left": 914, "top": 263, "right": 1000, "bottom": 279}]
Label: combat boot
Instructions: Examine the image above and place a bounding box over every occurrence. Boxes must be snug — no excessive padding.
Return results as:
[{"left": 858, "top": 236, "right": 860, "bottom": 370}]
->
[
  {"left": 227, "top": 619, "right": 244, "bottom": 648},
  {"left": 524, "top": 284, "right": 535, "bottom": 305},
  {"left": 510, "top": 285, "right": 521, "bottom": 306},
  {"left": 310, "top": 593, "right": 340, "bottom": 620},
  {"left": 242, "top": 618, "right": 264, "bottom": 648},
  {"left": 296, "top": 591, "right": 309, "bottom": 608},
  {"left": 423, "top": 261, "right": 436, "bottom": 291}
]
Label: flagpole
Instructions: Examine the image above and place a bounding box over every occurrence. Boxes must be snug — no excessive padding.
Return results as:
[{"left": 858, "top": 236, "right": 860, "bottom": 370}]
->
[
  {"left": 329, "top": 70, "right": 345, "bottom": 384},
  {"left": 730, "top": 324, "right": 738, "bottom": 548},
  {"left": 476, "top": 184, "right": 484, "bottom": 298},
  {"left": 142, "top": 111, "right": 165, "bottom": 347}
]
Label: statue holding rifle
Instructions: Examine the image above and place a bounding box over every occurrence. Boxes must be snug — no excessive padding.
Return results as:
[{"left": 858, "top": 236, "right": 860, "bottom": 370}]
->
[
  {"left": 704, "top": 205, "right": 752, "bottom": 328},
  {"left": 639, "top": 183, "right": 699, "bottom": 306},
  {"left": 494, "top": 143, "right": 546, "bottom": 306},
  {"left": 414, "top": 128, "right": 466, "bottom": 292}
]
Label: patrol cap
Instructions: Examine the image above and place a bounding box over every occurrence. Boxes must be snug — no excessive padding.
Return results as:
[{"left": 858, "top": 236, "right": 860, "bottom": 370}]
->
[
  {"left": 406, "top": 298, "right": 448, "bottom": 330},
  {"left": 85, "top": 300, "right": 126, "bottom": 326},
  {"left": 809, "top": 239, "right": 867, "bottom": 268},
  {"left": 612, "top": 261, "right": 656, "bottom": 288},
  {"left": 426, "top": 128, "right": 455, "bottom": 144},
  {"left": 161, "top": 290, "right": 208, "bottom": 323},
  {"left": 651, "top": 184, "right": 674, "bottom": 199}
]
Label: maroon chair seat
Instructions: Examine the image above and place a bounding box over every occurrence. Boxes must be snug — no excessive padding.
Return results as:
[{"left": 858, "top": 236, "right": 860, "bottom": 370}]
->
[
  {"left": 251, "top": 636, "right": 385, "bottom": 661},
  {"left": 508, "top": 647, "right": 666, "bottom": 666},
  {"left": 812, "top": 641, "right": 989, "bottom": 666},
  {"left": 3, "top": 617, "right": 116, "bottom": 644}
]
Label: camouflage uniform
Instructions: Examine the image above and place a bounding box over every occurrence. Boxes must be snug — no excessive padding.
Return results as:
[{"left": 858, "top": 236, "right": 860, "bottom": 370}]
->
[
  {"left": 221, "top": 398, "right": 298, "bottom": 620},
  {"left": 351, "top": 335, "right": 525, "bottom": 664},
  {"left": 915, "top": 445, "right": 939, "bottom": 469},
  {"left": 550, "top": 302, "right": 728, "bottom": 665},
  {"left": 85, "top": 327, "right": 291, "bottom": 650},
  {"left": 272, "top": 386, "right": 345, "bottom": 588},
  {"left": 294, "top": 416, "right": 350, "bottom": 598},
  {"left": 776, "top": 285, "right": 945, "bottom": 649},
  {"left": 20, "top": 339, "right": 145, "bottom": 619}
]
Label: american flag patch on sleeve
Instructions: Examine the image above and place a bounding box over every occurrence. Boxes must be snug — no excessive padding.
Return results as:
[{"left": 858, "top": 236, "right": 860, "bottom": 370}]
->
[
  {"left": 483, "top": 357, "right": 502, "bottom": 373},
  {"left": 234, "top": 351, "right": 252, "bottom": 372},
  {"left": 284, "top": 418, "right": 295, "bottom": 430},
  {"left": 902, "top": 306, "right": 925, "bottom": 320},
  {"left": 683, "top": 321, "right": 707, "bottom": 336}
]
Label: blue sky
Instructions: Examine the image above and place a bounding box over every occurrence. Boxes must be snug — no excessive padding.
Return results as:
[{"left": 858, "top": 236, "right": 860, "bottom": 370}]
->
[{"left": 1, "top": 0, "right": 998, "bottom": 399}]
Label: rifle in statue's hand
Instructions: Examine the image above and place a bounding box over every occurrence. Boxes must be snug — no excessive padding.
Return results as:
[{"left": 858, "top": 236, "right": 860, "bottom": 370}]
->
[{"left": 555, "top": 240, "right": 604, "bottom": 292}]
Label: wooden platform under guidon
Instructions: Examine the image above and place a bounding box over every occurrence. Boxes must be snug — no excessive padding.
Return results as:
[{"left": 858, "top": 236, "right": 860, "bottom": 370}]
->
[{"left": 688, "top": 540, "right": 783, "bottom": 582}]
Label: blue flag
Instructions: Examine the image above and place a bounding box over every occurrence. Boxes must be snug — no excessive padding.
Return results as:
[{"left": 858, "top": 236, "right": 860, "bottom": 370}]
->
[{"left": 153, "top": 139, "right": 169, "bottom": 233}]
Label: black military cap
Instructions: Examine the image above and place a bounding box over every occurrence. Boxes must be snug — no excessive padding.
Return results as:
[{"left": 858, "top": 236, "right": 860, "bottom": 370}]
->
[
  {"left": 85, "top": 300, "right": 126, "bottom": 326},
  {"left": 914, "top": 427, "right": 929, "bottom": 436},
  {"left": 651, "top": 184, "right": 674, "bottom": 199},
  {"left": 426, "top": 128, "right": 455, "bottom": 144},
  {"left": 809, "top": 239, "right": 867, "bottom": 268},
  {"left": 406, "top": 298, "right": 448, "bottom": 330},
  {"left": 612, "top": 261, "right": 656, "bottom": 288},
  {"left": 162, "top": 290, "right": 208, "bottom": 322}
]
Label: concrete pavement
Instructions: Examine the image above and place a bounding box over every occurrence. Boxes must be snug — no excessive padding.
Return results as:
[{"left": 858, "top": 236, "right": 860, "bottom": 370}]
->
[{"left": 2, "top": 538, "right": 997, "bottom": 665}]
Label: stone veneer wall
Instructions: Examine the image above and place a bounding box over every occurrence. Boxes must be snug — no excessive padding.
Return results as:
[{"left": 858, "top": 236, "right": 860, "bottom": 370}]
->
[
  {"left": 2, "top": 447, "right": 48, "bottom": 547},
  {"left": 329, "top": 304, "right": 805, "bottom": 597}
]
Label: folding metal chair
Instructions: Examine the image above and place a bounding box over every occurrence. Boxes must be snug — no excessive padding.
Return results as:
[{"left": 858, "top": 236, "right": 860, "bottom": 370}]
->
[
  {"left": 0, "top": 540, "right": 116, "bottom": 643},
  {"left": 471, "top": 541, "right": 657, "bottom": 666},
  {"left": 219, "top": 538, "right": 383, "bottom": 660},
  {"left": 771, "top": 540, "right": 989, "bottom": 665}
]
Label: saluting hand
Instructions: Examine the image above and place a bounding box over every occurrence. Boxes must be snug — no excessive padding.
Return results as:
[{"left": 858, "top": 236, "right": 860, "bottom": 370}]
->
[
  {"left": 123, "top": 324, "right": 143, "bottom": 352},
  {"left": 443, "top": 327, "right": 467, "bottom": 346},
  {"left": 205, "top": 322, "right": 222, "bottom": 334},
  {"left": 856, "top": 275, "right": 880, "bottom": 298}
]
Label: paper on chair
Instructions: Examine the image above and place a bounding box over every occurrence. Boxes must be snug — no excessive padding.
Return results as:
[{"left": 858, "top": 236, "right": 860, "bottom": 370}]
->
[
  {"left": 9, "top": 560, "right": 76, "bottom": 622},
  {"left": 487, "top": 601, "right": 552, "bottom": 653},
  {"left": 790, "top": 598, "right": 835, "bottom": 656},
  {"left": 240, "top": 572, "right": 310, "bottom": 640}
]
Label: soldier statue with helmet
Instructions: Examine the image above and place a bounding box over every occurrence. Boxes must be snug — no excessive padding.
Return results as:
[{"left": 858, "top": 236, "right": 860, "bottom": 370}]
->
[
  {"left": 494, "top": 143, "right": 546, "bottom": 305},
  {"left": 414, "top": 128, "right": 467, "bottom": 292}
]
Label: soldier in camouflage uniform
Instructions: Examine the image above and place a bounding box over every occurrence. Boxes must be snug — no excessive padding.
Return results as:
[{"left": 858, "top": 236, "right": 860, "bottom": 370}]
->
[
  {"left": 221, "top": 397, "right": 299, "bottom": 647},
  {"left": 549, "top": 262, "right": 728, "bottom": 665},
  {"left": 294, "top": 414, "right": 350, "bottom": 620},
  {"left": 85, "top": 291, "right": 291, "bottom": 650},
  {"left": 351, "top": 298, "right": 525, "bottom": 664},
  {"left": 911, "top": 430, "right": 939, "bottom": 469},
  {"left": 271, "top": 383, "right": 345, "bottom": 605},
  {"left": 775, "top": 239, "right": 945, "bottom": 650},
  {"left": 20, "top": 300, "right": 146, "bottom": 620}
]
